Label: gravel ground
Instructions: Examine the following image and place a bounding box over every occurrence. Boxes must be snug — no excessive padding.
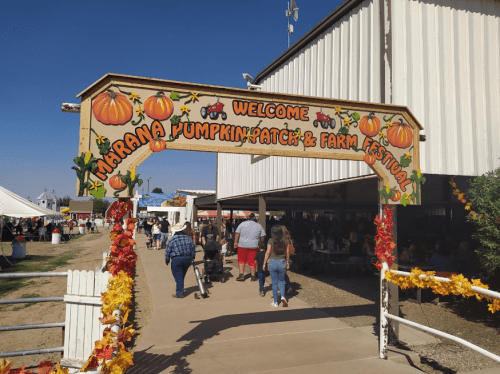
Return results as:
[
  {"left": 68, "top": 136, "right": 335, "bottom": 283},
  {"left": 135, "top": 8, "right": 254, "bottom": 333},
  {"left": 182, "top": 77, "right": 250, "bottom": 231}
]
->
[{"left": 285, "top": 270, "right": 500, "bottom": 374}]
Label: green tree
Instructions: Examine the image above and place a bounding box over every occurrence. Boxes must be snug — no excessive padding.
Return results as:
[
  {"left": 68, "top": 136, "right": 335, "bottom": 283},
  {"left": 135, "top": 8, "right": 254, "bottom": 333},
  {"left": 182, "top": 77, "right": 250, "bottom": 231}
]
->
[
  {"left": 152, "top": 187, "right": 163, "bottom": 193},
  {"left": 57, "top": 195, "right": 71, "bottom": 207},
  {"left": 90, "top": 197, "right": 112, "bottom": 216},
  {"left": 466, "top": 167, "right": 500, "bottom": 278}
]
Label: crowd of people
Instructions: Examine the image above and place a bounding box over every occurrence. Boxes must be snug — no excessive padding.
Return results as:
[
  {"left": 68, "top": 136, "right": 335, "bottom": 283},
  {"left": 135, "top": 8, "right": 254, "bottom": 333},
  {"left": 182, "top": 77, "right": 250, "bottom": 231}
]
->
[
  {"left": 140, "top": 217, "right": 170, "bottom": 250},
  {"left": 0, "top": 216, "right": 105, "bottom": 243},
  {"left": 398, "top": 237, "right": 480, "bottom": 277},
  {"left": 161, "top": 214, "right": 295, "bottom": 307},
  {"left": 0, "top": 217, "right": 62, "bottom": 242},
  {"left": 156, "top": 212, "right": 482, "bottom": 304}
]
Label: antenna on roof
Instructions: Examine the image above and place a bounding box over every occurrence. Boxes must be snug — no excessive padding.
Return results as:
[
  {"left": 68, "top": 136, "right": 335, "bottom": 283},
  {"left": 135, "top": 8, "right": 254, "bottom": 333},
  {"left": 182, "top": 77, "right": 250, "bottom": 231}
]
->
[{"left": 286, "top": 0, "right": 299, "bottom": 48}]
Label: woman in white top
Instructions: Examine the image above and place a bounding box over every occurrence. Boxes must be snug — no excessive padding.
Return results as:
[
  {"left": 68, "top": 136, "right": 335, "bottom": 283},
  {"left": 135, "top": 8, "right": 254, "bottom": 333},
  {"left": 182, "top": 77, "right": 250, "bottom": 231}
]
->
[{"left": 152, "top": 220, "right": 161, "bottom": 250}]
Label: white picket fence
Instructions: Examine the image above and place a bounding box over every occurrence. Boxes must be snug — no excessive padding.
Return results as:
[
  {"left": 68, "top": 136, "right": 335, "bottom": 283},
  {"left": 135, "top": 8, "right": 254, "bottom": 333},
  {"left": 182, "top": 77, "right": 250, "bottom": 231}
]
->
[{"left": 60, "top": 269, "right": 110, "bottom": 371}]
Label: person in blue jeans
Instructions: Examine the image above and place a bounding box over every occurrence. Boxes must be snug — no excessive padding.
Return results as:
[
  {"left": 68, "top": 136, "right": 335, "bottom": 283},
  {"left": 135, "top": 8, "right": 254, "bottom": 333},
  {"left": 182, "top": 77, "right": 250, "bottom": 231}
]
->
[
  {"left": 165, "top": 222, "right": 196, "bottom": 298},
  {"left": 263, "top": 225, "right": 290, "bottom": 307},
  {"left": 254, "top": 240, "right": 268, "bottom": 296}
]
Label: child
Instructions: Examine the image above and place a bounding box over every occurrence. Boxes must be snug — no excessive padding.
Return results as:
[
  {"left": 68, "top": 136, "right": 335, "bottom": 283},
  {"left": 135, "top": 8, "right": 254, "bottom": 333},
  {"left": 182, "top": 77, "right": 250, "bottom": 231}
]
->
[
  {"left": 254, "top": 240, "right": 267, "bottom": 297},
  {"left": 220, "top": 238, "right": 227, "bottom": 264},
  {"left": 145, "top": 232, "right": 152, "bottom": 249}
]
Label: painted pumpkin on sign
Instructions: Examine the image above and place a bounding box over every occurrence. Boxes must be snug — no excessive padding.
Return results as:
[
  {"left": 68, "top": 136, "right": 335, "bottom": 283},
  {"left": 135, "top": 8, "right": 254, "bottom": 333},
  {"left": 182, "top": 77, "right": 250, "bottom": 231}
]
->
[
  {"left": 92, "top": 90, "right": 133, "bottom": 125},
  {"left": 391, "top": 190, "right": 401, "bottom": 202},
  {"left": 359, "top": 112, "right": 381, "bottom": 137},
  {"left": 387, "top": 119, "right": 413, "bottom": 149},
  {"left": 109, "top": 173, "right": 126, "bottom": 190},
  {"left": 144, "top": 92, "right": 174, "bottom": 121},
  {"left": 363, "top": 152, "right": 376, "bottom": 165},
  {"left": 149, "top": 138, "right": 166, "bottom": 152}
]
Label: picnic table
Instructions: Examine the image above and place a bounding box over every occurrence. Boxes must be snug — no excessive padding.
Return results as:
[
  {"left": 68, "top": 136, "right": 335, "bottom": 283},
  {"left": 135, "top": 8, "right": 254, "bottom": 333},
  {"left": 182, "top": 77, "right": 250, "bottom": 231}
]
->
[{"left": 312, "top": 248, "right": 348, "bottom": 263}]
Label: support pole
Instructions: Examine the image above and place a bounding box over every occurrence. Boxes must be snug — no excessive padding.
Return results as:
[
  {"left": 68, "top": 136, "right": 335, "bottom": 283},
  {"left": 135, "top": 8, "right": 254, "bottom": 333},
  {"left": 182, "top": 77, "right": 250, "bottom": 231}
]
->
[
  {"left": 131, "top": 193, "right": 141, "bottom": 241},
  {"left": 380, "top": 261, "right": 389, "bottom": 359},
  {"left": 192, "top": 205, "right": 198, "bottom": 229},
  {"left": 389, "top": 206, "right": 399, "bottom": 342},
  {"left": 258, "top": 195, "right": 266, "bottom": 231},
  {"left": 216, "top": 202, "right": 222, "bottom": 239}
]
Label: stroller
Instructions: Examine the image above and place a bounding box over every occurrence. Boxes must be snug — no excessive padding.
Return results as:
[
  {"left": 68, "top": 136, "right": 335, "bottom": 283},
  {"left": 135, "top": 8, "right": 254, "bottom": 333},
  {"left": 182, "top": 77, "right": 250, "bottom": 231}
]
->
[{"left": 203, "top": 241, "right": 226, "bottom": 283}]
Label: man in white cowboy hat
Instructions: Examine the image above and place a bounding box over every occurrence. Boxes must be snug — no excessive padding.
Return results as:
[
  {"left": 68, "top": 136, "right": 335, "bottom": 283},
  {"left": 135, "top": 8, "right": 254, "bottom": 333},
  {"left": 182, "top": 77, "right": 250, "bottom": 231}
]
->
[{"left": 165, "top": 221, "right": 196, "bottom": 298}]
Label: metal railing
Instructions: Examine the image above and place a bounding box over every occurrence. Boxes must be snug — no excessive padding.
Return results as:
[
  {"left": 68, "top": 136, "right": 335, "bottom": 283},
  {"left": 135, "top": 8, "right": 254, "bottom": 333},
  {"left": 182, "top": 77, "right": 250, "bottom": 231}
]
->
[
  {"left": 379, "top": 262, "right": 500, "bottom": 363},
  {"left": 0, "top": 272, "right": 68, "bottom": 358}
]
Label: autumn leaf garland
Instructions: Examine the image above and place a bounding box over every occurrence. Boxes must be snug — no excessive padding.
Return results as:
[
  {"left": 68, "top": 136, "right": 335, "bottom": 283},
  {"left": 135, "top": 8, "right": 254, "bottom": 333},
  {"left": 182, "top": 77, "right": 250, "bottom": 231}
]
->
[
  {"left": 82, "top": 201, "right": 137, "bottom": 373},
  {"left": 375, "top": 204, "right": 499, "bottom": 314},
  {"left": 374, "top": 205, "right": 396, "bottom": 270},
  {"left": 0, "top": 360, "right": 69, "bottom": 374},
  {"left": 385, "top": 269, "right": 499, "bottom": 313}
]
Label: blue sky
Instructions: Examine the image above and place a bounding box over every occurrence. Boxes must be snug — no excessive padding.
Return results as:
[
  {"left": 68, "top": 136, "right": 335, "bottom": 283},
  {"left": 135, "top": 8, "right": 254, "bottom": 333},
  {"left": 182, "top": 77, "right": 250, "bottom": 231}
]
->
[{"left": 0, "top": 0, "right": 343, "bottom": 201}]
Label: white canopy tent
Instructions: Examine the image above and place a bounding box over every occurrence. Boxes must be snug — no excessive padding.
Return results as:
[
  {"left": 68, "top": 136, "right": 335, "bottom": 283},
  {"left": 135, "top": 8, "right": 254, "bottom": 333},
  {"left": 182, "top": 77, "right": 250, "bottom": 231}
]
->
[
  {"left": 0, "top": 185, "right": 65, "bottom": 265},
  {"left": 0, "top": 185, "right": 65, "bottom": 218}
]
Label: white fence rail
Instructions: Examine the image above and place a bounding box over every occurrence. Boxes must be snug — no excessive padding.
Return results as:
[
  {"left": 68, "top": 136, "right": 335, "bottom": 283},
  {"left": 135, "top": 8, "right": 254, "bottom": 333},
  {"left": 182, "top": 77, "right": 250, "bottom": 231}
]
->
[
  {"left": 0, "top": 268, "right": 110, "bottom": 371},
  {"left": 379, "top": 263, "right": 500, "bottom": 363},
  {"left": 0, "top": 272, "right": 68, "bottom": 358}
]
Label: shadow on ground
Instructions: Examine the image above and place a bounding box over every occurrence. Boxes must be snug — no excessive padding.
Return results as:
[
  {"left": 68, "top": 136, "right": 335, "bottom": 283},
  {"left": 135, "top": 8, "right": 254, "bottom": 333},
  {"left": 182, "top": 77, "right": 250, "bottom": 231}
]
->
[{"left": 128, "top": 305, "right": 374, "bottom": 374}]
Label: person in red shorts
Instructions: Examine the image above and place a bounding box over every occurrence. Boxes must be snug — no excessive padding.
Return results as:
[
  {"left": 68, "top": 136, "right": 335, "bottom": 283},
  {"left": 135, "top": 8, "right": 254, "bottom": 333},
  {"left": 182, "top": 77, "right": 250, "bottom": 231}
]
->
[{"left": 233, "top": 213, "right": 266, "bottom": 281}]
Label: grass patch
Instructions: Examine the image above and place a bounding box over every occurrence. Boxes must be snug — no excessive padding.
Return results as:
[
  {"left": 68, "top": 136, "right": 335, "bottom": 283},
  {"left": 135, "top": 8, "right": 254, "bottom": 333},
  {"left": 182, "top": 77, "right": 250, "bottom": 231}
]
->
[
  {"left": 21, "top": 293, "right": 40, "bottom": 308},
  {"left": 13, "top": 249, "right": 81, "bottom": 273},
  {"left": 0, "top": 249, "right": 82, "bottom": 299}
]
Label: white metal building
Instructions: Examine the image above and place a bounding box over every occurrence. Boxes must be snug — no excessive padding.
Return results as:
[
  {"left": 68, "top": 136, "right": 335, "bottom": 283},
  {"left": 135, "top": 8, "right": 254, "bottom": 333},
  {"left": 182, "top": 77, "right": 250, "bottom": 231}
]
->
[
  {"left": 36, "top": 191, "right": 58, "bottom": 211},
  {"left": 216, "top": 0, "right": 500, "bottom": 220}
]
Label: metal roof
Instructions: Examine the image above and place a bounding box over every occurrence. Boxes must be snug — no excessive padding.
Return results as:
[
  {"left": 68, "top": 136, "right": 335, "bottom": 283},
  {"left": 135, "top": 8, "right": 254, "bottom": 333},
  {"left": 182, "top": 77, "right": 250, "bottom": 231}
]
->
[{"left": 68, "top": 200, "right": 93, "bottom": 213}]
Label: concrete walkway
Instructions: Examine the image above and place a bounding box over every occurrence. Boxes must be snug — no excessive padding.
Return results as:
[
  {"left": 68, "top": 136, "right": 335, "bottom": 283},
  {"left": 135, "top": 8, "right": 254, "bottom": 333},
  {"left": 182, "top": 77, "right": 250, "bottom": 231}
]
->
[{"left": 129, "top": 236, "right": 423, "bottom": 374}]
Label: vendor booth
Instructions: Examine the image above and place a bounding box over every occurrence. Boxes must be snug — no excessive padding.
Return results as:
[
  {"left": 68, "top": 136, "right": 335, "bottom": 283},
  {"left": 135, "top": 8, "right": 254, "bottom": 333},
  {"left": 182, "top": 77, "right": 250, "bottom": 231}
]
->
[{"left": 0, "top": 185, "right": 65, "bottom": 261}]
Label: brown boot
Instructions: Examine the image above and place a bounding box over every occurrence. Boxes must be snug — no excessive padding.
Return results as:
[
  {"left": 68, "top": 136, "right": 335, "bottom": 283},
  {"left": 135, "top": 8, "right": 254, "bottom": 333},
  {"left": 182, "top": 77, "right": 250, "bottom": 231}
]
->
[{"left": 236, "top": 273, "right": 245, "bottom": 281}]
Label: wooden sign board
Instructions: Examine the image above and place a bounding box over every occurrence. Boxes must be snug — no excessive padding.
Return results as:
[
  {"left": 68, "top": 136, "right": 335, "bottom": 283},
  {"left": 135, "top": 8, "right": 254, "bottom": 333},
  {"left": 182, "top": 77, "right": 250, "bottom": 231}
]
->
[{"left": 75, "top": 74, "right": 423, "bottom": 204}]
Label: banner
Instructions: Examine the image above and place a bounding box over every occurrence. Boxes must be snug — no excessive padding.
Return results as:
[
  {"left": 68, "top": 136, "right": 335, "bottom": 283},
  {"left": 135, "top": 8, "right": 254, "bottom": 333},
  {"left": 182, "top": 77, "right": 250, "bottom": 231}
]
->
[{"left": 74, "top": 74, "right": 423, "bottom": 204}]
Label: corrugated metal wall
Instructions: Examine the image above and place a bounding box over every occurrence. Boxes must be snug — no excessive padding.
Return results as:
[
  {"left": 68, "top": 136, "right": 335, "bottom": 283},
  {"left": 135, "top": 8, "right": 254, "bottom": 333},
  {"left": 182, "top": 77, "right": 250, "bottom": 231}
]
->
[
  {"left": 218, "top": 0, "right": 500, "bottom": 200},
  {"left": 390, "top": 0, "right": 500, "bottom": 176},
  {"left": 218, "top": 0, "right": 381, "bottom": 199}
]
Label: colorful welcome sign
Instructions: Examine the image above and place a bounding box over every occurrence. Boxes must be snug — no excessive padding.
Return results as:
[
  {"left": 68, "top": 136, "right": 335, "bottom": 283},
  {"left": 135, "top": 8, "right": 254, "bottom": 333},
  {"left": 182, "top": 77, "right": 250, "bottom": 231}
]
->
[{"left": 75, "top": 74, "right": 423, "bottom": 204}]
